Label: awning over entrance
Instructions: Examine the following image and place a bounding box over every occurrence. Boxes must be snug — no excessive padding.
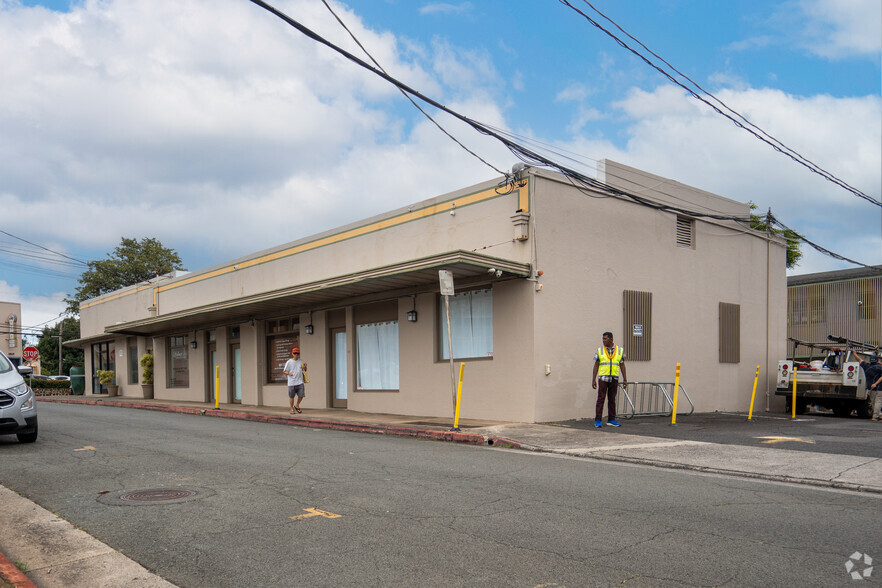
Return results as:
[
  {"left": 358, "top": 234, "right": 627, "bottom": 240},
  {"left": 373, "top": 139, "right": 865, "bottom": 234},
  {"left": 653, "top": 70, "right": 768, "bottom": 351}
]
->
[{"left": 102, "top": 250, "right": 531, "bottom": 337}]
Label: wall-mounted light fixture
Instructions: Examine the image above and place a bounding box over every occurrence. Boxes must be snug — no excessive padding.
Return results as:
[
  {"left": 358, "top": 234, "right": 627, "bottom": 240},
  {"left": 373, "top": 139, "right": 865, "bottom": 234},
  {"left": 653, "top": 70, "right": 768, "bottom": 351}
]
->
[
  {"left": 407, "top": 295, "right": 418, "bottom": 322},
  {"left": 304, "top": 311, "right": 314, "bottom": 335},
  {"left": 190, "top": 340, "right": 197, "bottom": 349}
]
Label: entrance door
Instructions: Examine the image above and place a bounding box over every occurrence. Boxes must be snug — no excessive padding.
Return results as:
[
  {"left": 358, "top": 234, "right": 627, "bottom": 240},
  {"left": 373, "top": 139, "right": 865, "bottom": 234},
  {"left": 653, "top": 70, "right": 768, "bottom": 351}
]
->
[
  {"left": 331, "top": 328, "right": 347, "bottom": 408},
  {"left": 207, "top": 343, "right": 217, "bottom": 403},
  {"left": 231, "top": 344, "right": 242, "bottom": 404}
]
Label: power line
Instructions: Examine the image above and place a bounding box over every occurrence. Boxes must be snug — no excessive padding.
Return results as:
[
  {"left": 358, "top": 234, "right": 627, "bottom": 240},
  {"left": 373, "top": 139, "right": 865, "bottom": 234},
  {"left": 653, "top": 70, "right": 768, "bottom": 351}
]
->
[
  {"left": 318, "top": 0, "right": 505, "bottom": 177},
  {"left": 0, "top": 230, "right": 89, "bottom": 266},
  {"left": 246, "top": 0, "right": 878, "bottom": 270},
  {"left": 557, "top": 0, "right": 881, "bottom": 208}
]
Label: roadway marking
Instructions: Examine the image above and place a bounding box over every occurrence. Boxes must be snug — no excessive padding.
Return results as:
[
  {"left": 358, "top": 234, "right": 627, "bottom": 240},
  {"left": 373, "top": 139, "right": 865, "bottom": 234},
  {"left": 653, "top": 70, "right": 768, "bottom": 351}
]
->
[
  {"left": 754, "top": 436, "right": 815, "bottom": 445},
  {"left": 74, "top": 446, "right": 96, "bottom": 451},
  {"left": 587, "top": 440, "right": 705, "bottom": 452},
  {"left": 290, "top": 508, "right": 341, "bottom": 521}
]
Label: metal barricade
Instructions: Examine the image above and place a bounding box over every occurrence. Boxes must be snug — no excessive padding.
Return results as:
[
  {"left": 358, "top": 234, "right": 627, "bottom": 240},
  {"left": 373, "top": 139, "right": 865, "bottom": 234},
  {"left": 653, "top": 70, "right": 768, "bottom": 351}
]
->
[{"left": 616, "top": 381, "right": 695, "bottom": 419}]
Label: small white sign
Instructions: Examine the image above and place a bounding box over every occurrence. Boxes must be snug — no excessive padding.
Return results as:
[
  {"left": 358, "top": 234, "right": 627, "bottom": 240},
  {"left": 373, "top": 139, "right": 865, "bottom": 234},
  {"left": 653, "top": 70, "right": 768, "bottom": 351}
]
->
[
  {"left": 632, "top": 324, "right": 643, "bottom": 337},
  {"left": 439, "top": 270, "right": 455, "bottom": 296}
]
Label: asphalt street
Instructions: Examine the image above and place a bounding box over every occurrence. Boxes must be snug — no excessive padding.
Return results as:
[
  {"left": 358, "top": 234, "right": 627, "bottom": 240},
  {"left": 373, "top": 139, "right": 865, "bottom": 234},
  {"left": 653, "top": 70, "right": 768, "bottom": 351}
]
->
[
  {"left": 553, "top": 410, "right": 882, "bottom": 458},
  {"left": 1, "top": 402, "right": 880, "bottom": 587}
]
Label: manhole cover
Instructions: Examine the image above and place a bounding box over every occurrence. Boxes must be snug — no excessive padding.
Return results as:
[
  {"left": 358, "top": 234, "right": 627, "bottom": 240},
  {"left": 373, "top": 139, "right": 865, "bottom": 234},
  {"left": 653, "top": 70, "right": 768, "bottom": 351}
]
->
[
  {"left": 121, "top": 489, "right": 197, "bottom": 502},
  {"left": 98, "top": 487, "right": 214, "bottom": 506}
]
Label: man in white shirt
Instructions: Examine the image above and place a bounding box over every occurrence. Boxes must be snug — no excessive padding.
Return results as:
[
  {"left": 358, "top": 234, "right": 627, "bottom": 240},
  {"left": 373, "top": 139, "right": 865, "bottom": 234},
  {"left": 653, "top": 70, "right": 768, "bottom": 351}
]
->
[{"left": 283, "top": 347, "right": 306, "bottom": 414}]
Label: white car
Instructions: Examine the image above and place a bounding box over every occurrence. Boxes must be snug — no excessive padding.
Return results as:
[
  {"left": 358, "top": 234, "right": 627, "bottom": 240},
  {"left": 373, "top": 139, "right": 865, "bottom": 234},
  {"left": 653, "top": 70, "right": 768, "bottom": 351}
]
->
[{"left": 0, "top": 350, "right": 38, "bottom": 443}]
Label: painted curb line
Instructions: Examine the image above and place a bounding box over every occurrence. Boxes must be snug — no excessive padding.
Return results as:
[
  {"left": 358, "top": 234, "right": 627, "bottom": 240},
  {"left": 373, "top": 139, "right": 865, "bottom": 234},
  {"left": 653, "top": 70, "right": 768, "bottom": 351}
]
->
[
  {"left": 37, "top": 397, "right": 525, "bottom": 450},
  {"left": 0, "top": 549, "right": 38, "bottom": 588}
]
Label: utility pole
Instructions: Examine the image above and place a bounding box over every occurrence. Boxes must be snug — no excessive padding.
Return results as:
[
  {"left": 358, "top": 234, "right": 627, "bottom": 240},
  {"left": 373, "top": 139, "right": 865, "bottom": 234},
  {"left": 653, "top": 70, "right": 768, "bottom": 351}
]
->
[{"left": 50, "top": 334, "right": 62, "bottom": 376}]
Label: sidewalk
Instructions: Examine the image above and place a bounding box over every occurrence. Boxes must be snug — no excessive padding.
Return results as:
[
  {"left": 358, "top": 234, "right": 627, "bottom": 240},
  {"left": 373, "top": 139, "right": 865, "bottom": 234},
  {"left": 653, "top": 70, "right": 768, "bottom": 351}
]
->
[{"left": 3, "top": 395, "right": 881, "bottom": 587}]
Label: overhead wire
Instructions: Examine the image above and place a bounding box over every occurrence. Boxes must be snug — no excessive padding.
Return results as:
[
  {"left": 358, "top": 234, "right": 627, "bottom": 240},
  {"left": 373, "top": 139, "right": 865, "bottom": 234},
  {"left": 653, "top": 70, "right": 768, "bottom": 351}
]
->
[
  {"left": 558, "top": 0, "right": 881, "bottom": 208},
  {"left": 0, "top": 230, "right": 89, "bottom": 266},
  {"left": 318, "top": 0, "right": 506, "bottom": 177},
  {"left": 246, "top": 0, "right": 878, "bottom": 269}
]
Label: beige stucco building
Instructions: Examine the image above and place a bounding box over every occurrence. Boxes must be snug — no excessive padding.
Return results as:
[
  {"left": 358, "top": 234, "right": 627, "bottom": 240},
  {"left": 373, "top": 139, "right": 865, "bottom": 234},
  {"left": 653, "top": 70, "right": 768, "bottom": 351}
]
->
[
  {"left": 0, "top": 301, "right": 23, "bottom": 364},
  {"left": 73, "top": 161, "right": 788, "bottom": 422}
]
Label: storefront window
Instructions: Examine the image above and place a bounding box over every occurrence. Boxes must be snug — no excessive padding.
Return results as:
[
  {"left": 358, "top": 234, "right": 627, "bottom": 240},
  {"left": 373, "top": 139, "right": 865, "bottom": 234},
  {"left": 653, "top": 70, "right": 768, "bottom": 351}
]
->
[
  {"left": 356, "top": 321, "right": 399, "bottom": 390},
  {"left": 128, "top": 341, "right": 138, "bottom": 384},
  {"left": 167, "top": 335, "right": 189, "bottom": 387},
  {"left": 266, "top": 318, "right": 299, "bottom": 383},
  {"left": 439, "top": 289, "right": 493, "bottom": 359}
]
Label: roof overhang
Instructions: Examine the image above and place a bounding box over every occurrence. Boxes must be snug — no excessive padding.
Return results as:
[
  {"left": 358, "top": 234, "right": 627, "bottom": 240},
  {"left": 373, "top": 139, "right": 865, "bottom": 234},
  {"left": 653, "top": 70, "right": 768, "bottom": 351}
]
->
[{"left": 102, "top": 250, "right": 531, "bottom": 337}]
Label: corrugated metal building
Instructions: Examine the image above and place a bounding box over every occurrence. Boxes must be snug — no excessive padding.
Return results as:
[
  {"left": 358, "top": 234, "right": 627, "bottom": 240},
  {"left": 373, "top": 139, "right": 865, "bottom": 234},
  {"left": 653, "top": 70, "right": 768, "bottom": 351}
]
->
[{"left": 787, "top": 266, "right": 882, "bottom": 359}]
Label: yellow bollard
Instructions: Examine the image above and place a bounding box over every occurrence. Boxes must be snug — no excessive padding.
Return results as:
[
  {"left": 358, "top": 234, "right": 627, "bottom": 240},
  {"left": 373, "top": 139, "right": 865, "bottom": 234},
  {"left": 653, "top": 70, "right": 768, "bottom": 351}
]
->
[
  {"left": 215, "top": 365, "right": 220, "bottom": 410},
  {"left": 671, "top": 363, "right": 681, "bottom": 425},
  {"left": 748, "top": 365, "right": 760, "bottom": 420},
  {"left": 791, "top": 373, "right": 797, "bottom": 419},
  {"left": 453, "top": 362, "right": 465, "bottom": 430}
]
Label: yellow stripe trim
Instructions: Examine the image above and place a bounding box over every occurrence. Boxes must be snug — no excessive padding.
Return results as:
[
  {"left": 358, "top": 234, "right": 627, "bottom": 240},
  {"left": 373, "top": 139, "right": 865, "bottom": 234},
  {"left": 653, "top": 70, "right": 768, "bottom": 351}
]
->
[{"left": 81, "top": 181, "right": 528, "bottom": 309}]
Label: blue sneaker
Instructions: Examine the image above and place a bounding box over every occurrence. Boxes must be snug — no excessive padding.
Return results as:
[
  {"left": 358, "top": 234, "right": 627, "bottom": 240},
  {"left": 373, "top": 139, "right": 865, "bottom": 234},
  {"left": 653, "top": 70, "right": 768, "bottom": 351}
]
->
[
  {"left": 594, "top": 419, "right": 602, "bottom": 428},
  {"left": 606, "top": 419, "right": 621, "bottom": 427}
]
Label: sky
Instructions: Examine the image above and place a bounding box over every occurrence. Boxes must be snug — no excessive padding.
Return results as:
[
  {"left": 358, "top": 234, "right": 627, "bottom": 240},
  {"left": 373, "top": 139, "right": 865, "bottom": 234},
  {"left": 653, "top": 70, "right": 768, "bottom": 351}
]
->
[{"left": 1, "top": 0, "right": 880, "bottom": 338}]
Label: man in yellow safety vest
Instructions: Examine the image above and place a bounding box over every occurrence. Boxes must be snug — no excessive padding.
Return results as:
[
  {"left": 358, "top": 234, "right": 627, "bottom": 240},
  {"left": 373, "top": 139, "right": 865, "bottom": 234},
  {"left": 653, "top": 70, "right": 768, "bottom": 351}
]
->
[{"left": 592, "top": 331, "right": 627, "bottom": 428}]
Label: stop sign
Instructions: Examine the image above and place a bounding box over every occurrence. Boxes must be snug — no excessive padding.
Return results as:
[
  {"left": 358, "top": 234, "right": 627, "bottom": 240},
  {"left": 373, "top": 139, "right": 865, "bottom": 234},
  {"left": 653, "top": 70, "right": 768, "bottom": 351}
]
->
[{"left": 22, "top": 346, "right": 39, "bottom": 362}]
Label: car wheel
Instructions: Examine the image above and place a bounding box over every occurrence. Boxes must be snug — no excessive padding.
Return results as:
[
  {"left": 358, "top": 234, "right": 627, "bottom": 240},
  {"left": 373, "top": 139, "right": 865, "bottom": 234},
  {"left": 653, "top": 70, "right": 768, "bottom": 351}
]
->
[{"left": 17, "top": 423, "right": 37, "bottom": 443}]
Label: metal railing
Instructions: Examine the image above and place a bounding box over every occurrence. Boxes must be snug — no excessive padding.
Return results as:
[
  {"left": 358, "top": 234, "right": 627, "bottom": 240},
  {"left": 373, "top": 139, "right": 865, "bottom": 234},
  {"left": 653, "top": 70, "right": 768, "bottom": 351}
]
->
[{"left": 616, "top": 381, "right": 695, "bottom": 419}]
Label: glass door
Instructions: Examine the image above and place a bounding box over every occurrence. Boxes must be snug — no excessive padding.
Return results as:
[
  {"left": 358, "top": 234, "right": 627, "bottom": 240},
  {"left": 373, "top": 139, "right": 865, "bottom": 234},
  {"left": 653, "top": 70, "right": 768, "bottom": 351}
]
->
[
  {"left": 331, "top": 329, "right": 347, "bottom": 408},
  {"left": 207, "top": 343, "right": 217, "bottom": 403},
  {"left": 231, "top": 344, "right": 242, "bottom": 403}
]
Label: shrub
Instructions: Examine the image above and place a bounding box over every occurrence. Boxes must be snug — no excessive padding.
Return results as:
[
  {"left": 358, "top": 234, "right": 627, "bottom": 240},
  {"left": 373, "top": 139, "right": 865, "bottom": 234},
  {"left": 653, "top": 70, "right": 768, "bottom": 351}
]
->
[{"left": 28, "top": 379, "right": 71, "bottom": 390}]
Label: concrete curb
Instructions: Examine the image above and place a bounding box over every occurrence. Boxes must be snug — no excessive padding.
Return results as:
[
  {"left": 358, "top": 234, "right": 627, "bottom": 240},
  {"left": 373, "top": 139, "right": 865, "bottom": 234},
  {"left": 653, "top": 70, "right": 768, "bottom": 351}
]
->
[
  {"left": 506, "top": 443, "right": 882, "bottom": 495},
  {"left": 0, "top": 550, "right": 38, "bottom": 588},
  {"left": 36, "top": 397, "right": 879, "bottom": 495},
  {"left": 37, "top": 397, "right": 526, "bottom": 450}
]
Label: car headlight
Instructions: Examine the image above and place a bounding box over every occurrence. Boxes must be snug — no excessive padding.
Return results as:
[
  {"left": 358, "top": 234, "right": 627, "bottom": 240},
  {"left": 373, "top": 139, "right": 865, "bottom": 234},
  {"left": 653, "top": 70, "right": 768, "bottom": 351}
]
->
[{"left": 6, "top": 383, "right": 30, "bottom": 397}]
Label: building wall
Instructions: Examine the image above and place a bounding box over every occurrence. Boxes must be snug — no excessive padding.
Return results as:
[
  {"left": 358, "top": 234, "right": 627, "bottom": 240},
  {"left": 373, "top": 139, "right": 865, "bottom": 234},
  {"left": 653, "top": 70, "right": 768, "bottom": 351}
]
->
[
  {"left": 530, "top": 173, "right": 787, "bottom": 421},
  {"left": 0, "top": 301, "right": 23, "bottom": 361},
  {"left": 76, "top": 164, "right": 788, "bottom": 421}
]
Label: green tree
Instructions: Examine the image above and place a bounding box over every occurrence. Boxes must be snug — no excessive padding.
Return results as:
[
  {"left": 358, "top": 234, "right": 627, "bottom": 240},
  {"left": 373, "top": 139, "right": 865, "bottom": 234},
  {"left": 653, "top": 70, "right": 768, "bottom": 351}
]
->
[
  {"left": 35, "top": 317, "right": 84, "bottom": 376},
  {"left": 65, "top": 237, "right": 185, "bottom": 315},
  {"left": 748, "top": 203, "right": 802, "bottom": 269}
]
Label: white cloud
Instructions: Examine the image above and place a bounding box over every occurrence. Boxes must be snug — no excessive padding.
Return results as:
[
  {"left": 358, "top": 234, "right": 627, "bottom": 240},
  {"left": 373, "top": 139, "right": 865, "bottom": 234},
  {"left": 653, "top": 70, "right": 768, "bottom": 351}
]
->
[
  {"left": 0, "top": 0, "right": 496, "bottom": 265},
  {"left": 0, "top": 281, "right": 66, "bottom": 333},
  {"left": 603, "top": 85, "right": 882, "bottom": 273},
  {"left": 419, "top": 2, "right": 473, "bottom": 16},
  {"left": 555, "top": 82, "right": 590, "bottom": 103},
  {"left": 795, "top": 0, "right": 882, "bottom": 59}
]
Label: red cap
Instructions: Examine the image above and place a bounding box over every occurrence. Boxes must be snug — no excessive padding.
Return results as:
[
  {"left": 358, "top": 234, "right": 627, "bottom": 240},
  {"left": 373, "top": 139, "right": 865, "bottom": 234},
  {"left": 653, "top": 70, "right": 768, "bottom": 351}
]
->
[{"left": 292, "top": 348, "right": 300, "bottom": 354}]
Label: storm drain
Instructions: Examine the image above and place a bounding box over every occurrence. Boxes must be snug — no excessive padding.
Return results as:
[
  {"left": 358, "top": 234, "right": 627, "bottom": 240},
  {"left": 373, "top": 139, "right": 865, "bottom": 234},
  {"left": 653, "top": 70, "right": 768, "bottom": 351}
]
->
[{"left": 98, "top": 487, "right": 214, "bottom": 506}]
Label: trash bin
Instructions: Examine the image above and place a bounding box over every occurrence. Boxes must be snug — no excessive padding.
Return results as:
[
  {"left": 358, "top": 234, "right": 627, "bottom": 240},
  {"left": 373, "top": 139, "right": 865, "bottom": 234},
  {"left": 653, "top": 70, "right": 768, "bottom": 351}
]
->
[{"left": 69, "top": 366, "right": 85, "bottom": 395}]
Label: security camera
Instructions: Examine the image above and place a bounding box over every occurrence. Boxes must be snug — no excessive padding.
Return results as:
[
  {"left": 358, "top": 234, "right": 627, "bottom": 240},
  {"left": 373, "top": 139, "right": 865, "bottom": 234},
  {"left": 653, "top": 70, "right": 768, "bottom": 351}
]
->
[
  {"left": 488, "top": 268, "right": 497, "bottom": 275},
  {"left": 495, "top": 270, "right": 503, "bottom": 278},
  {"left": 512, "top": 162, "right": 526, "bottom": 174}
]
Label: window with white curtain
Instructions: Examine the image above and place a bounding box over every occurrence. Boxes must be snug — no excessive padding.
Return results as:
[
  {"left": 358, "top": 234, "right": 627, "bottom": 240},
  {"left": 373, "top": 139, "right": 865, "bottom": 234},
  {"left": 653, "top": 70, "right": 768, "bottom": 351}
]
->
[
  {"left": 440, "top": 288, "right": 493, "bottom": 359},
  {"left": 356, "top": 321, "right": 399, "bottom": 390}
]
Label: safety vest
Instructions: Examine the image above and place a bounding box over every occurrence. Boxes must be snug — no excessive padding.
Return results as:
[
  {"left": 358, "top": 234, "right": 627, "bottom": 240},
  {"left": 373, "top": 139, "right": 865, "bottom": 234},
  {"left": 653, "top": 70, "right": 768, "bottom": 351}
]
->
[{"left": 597, "top": 345, "right": 624, "bottom": 378}]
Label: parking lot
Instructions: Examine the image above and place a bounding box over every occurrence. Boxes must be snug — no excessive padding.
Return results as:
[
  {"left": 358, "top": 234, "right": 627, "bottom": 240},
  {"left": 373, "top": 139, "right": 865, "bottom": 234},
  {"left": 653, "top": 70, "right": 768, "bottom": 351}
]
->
[{"left": 553, "top": 410, "right": 882, "bottom": 458}]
